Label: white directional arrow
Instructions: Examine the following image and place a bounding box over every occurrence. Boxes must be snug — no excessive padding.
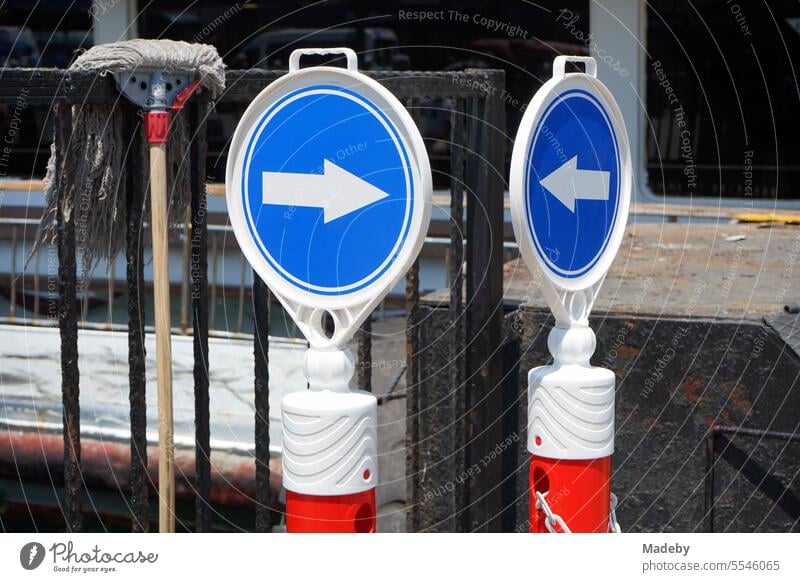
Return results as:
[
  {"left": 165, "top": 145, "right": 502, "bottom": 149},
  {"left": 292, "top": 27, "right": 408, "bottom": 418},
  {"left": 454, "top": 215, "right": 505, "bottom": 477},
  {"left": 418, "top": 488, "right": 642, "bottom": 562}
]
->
[
  {"left": 262, "top": 159, "right": 389, "bottom": 223},
  {"left": 539, "top": 156, "right": 610, "bottom": 213}
]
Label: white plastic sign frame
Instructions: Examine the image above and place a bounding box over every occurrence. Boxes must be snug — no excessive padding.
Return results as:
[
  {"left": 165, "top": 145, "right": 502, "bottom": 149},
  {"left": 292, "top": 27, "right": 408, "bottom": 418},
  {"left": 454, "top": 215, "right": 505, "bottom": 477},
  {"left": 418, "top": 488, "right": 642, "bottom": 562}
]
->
[
  {"left": 227, "top": 48, "right": 432, "bottom": 347},
  {"left": 509, "top": 55, "right": 632, "bottom": 324}
]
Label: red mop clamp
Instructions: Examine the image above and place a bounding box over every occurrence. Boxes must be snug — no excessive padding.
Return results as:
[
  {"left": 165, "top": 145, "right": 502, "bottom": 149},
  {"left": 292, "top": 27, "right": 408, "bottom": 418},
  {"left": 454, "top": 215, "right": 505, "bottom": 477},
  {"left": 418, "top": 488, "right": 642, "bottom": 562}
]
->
[
  {"left": 144, "top": 80, "right": 202, "bottom": 143},
  {"left": 144, "top": 111, "right": 170, "bottom": 144},
  {"left": 509, "top": 56, "right": 632, "bottom": 533}
]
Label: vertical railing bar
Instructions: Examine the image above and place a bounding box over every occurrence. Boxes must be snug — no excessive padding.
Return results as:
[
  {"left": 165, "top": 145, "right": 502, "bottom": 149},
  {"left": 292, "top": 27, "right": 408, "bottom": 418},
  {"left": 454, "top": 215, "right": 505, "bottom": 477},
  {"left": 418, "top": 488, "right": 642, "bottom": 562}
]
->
[
  {"left": 463, "top": 73, "right": 506, "bottom": 532},
  {"left": 55, "top": 100, "right": 82, "bottom": 532},
  {"left": 404, "top": 96, "right": 422, "bottom": 532},
  {"left": 81, "top": 270, "right": 89, "bottom": 323},
  {"left": 356, "top": 317, "right": 372, "bottom": 392},
  {"left": 190, "top": 102, "right": 212, "bottom": 532},
  {"left": 107, "top": 258, "right": 115, "bottom": 326},
  {"left": 237, "top": 253, "right": 246, "bottom": 334},
  {"left": 125, "top": 104, "right": 149, "bottom": 532},
  {"left": 180, "top": 210, "right": 191, "bottom": 332},
  {"left": 704, "top": 431, "right": 716, "bottom": 533},
  {"left": 405, "top": 257, "right": 420, "bottom": 532},
  {"left": 33, "top": 247, "right": 41, "bottom": 317},
  {"left": 252, "top": 272, "right": 272, "bottom": 532},
  {"left": 9, "top": 225, "right": 17, "bottom": 319},
  {"left": 449, "top": 97, "right": 467, "bottom": 532},
  {"left": 462, "top": 94, "right": 484, "bottom": 531},
  {"left": 210, "top": 232, "right": 218, "bottom": 327}
]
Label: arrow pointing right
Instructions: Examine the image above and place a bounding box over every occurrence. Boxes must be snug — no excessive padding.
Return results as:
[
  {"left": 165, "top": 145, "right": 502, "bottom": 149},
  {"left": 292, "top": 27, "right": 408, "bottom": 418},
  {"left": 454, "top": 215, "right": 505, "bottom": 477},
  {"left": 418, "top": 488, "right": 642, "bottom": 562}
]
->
[
  {"left": 262, "top": 159, "right": 389, "bottom": 223},
  {"left": 539, "top": 156, "right": 610, "bottom": 213}
]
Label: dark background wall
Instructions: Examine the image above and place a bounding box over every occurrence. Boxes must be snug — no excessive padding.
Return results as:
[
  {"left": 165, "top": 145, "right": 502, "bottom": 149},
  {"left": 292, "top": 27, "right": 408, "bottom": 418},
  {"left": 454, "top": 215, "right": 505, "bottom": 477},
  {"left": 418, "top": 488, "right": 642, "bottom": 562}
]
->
[{"left": 413, "top": 303, "right": 800, "bottom": 532}]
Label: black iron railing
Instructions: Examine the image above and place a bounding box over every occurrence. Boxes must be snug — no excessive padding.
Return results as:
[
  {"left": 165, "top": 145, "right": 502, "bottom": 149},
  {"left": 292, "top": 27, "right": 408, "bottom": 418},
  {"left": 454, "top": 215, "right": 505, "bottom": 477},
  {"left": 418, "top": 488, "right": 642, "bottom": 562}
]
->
[{"left": 0, "top": 67, "right": 507, "bottom": 532}]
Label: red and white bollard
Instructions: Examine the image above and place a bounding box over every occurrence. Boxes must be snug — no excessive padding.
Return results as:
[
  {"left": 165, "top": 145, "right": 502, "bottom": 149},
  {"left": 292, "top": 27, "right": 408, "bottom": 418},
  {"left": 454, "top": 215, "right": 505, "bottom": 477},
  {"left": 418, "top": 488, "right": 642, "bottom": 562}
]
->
[
  {"left": 527, "top": 322, "right": 615, "bottom": 533},
  {"left": 507, "top": 55, "right": 632, "bottom": 533},
  {"left": 282, "top": 346, "right": 378, "bottom": 533}
]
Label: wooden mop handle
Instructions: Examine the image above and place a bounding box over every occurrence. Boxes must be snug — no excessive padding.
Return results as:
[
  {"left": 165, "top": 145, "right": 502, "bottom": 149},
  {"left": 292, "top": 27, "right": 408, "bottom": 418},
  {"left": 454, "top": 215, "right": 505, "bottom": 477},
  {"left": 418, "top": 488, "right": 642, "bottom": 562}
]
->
[{"left": 148, "top": 120, "right": 176, "bottom": 533}]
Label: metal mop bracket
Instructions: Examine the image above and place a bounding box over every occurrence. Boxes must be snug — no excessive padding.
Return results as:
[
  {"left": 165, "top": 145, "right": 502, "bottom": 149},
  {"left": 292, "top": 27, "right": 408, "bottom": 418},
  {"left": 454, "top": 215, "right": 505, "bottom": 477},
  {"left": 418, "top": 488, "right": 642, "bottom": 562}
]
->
[
  {"left": 115, "top": 70, "right": 201, "bottom": 142},
  {"left": 114, "top": 69, "right": 194, "bottom": 110}
]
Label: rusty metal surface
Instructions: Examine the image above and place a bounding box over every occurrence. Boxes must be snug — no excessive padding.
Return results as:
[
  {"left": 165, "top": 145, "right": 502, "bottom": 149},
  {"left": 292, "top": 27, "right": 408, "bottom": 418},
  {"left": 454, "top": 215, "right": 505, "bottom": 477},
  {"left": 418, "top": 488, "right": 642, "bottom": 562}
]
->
[
  {"left": 462, "top": 84, "right": 506, "bottom": 532},
  {"left": 55, "top": 102, "right": 82, "bottom": 533},
  {"left": 449, "top": 100, "right": 467, "bottom": 531},
  {"left": 356, "top": 318, "right": 373, "bottom": 392},
  {"left": 0, "top": 429, "right": 283, "bottom": 526},
  {"left": 497, "top": 223, "right": 800, "bottom": 320},
  {"left": 124, "top": 104, "right": 149, "bottom": 533},
  {"left": 765, "top": 311, "right": 800, "bottom": 360},
  {"left": 404, "top": 256, "right": 420, "bottom": 533},
  {"left": 252, "top": 275, "right": 272, "bottom": 532}
]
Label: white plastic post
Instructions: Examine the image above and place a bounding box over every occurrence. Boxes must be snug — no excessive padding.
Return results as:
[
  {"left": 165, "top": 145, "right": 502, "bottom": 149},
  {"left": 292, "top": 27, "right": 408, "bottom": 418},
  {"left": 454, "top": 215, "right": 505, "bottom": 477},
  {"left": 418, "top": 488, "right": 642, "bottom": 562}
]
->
[
  {"left": 226, "top": 47, "right": 432, "bottom": 533},
  {"left": 509, "top": 55, "right": 632, "bottom": 533}
]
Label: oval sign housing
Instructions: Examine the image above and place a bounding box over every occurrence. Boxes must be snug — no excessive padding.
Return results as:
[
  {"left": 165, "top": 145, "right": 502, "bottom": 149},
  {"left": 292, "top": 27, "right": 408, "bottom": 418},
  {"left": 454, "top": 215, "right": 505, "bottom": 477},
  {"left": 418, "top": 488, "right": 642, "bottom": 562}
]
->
[
  {"left": 227, "top": 66, "right": 431, "bottom": 310},
  {"left": 511, "top": 66, "right": 632, "bottom": 292}
]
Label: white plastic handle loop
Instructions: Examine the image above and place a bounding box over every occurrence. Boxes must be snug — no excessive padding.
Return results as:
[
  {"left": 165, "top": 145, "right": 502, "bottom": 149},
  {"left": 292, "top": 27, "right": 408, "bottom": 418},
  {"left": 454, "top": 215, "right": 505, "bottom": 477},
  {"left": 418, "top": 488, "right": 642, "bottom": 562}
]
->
[
  {"left": 553, "top": 55, "right": 597, "bottom": 79},
  {"left": 289, "top": 47, "right": 358, "bottom": 73}
]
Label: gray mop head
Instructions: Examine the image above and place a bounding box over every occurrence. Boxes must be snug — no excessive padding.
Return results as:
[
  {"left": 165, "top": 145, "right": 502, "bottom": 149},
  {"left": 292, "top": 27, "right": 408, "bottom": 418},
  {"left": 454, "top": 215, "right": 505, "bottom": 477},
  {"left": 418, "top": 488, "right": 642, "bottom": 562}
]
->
[
  {"left": 71, "top": 39, "right": 226, "bottom": 98},
  {"left": 32, "top": 39, "right": 225, "bottom": 278}
]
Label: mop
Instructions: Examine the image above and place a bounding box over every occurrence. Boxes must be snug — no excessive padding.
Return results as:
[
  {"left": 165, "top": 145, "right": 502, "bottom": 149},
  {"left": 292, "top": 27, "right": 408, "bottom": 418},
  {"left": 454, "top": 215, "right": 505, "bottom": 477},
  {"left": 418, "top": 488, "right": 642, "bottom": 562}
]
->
[{"left": 35, "top": 39, "right": 225, "bottom": 532}]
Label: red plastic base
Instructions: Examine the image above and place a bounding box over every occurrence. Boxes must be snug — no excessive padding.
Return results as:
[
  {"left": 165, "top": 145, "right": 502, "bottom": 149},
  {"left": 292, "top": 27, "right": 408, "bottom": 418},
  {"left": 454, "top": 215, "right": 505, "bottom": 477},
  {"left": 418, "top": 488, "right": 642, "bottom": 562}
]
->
[
  {"left": 529, "top": 455, "right": 611, "bottom": 533},
  {"left": 286, "top": 489, "right": 376, "bottom": 533}
]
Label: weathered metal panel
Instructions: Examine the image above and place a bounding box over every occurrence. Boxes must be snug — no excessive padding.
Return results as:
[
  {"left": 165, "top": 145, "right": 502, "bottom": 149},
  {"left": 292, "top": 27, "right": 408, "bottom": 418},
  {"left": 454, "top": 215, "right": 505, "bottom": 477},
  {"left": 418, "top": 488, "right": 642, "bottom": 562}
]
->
[{"left": 521, "top": 309, "right": 800, "bottom": 532}]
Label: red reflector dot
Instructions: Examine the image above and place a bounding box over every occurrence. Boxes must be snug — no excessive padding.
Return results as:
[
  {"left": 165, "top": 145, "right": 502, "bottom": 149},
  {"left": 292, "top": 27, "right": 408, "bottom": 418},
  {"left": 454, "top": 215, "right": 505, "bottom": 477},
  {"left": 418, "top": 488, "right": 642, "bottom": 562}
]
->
[
  {"left": 363, "top": 469, "right": 371, "bottom": 481},
  {"left": 535, "top": 436, "right": 542, "bottom": 446}
]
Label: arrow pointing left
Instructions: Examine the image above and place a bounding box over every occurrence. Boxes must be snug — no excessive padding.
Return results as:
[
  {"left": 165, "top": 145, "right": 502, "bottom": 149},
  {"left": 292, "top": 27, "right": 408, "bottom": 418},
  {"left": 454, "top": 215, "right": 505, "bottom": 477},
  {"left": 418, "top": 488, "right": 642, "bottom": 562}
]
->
[
  {"left": 539, "top": 156, "right": 610, "bottom": 213},
  {"left": 262, "top": 159, "right": 389, "bottom": 223}
]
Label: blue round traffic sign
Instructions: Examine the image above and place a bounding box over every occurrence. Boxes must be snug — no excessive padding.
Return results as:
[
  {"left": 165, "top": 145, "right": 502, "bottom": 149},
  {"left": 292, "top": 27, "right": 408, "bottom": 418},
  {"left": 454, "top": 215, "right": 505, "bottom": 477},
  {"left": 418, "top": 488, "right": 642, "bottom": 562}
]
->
[
  {"left": 525, "top": 89, "right": 621, "bottom": 279},
  {"left": 240, "top": 85, "right": 415, "bottom": 296}
]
